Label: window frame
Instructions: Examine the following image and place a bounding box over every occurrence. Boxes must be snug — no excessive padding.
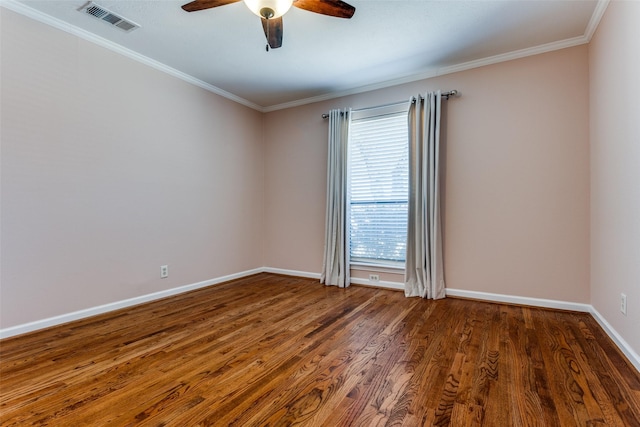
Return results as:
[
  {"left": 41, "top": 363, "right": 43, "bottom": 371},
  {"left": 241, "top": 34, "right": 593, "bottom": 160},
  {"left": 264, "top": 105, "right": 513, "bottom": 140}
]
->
[{"left": 347, "top": 102, "right": 410, "bottom": 269}]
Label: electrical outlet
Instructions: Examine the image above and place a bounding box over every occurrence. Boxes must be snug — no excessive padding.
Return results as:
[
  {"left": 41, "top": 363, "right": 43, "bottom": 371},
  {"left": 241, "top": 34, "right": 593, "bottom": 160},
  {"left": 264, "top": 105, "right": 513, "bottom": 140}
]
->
[
  {"left": 160, "top": 265, "right": 169, "bottom": 279},
  {"left": 621, "top": 293, "right": 627, "bottom": 315},
  {"left": 369, "top": 274, "right": 380, "bottom": 282}
]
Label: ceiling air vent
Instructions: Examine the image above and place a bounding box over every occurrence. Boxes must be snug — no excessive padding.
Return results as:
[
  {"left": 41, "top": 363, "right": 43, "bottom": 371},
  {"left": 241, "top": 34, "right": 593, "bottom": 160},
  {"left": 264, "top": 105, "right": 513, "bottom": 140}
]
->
[{"left": 78, "top": 2, "right": 140, "bottom": 33}]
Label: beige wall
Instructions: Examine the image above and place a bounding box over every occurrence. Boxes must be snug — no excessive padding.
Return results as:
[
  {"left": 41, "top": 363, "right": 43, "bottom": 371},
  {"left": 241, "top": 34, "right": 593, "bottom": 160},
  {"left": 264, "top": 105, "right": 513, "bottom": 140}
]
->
[
  {"left": 1, "top": 6, "right": 595, "bottom": 331},
  {"left": 264, "top": 45, "right": 591, "bottom": 303},
  {"left": 0, "top": 9, "right": 265, "bottom": 328},
  {"left": 589, "top": 1, "right": 640, "bottom": 356}
]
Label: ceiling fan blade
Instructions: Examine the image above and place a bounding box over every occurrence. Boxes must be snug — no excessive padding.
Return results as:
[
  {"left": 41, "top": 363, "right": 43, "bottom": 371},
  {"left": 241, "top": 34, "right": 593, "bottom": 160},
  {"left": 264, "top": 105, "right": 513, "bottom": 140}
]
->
[
  {"left": 181, "top": 0, "right": 241, "bottom": 12},
  {"left": 261, "top": 17, "right": 283, "bottom": 49},
  {"left": 293, "top": 0, "right": 355, "bottom": 18}
]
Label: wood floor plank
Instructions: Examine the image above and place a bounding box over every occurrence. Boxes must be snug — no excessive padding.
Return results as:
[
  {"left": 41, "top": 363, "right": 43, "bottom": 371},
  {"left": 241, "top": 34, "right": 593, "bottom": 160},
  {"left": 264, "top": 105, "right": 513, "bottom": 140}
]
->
[
  {"left": 1, "top": 273, "right": 639, "bottom": 426},
  {"left": 220, "top": 291, "right": 406, "bottom": 426}
]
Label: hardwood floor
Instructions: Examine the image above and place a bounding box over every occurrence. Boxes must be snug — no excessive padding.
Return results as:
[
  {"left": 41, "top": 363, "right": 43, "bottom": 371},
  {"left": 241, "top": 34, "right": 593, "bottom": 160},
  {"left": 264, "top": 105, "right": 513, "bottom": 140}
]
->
[{"left": 1, "top": 273, "right": 639, "bottom": 426}]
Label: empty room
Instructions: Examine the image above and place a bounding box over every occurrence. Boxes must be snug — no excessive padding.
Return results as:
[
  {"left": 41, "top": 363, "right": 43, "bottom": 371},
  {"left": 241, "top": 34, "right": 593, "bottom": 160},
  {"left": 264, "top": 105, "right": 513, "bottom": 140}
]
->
[{"left": 1, "top": 0, "right": 639, "bottom": 425}]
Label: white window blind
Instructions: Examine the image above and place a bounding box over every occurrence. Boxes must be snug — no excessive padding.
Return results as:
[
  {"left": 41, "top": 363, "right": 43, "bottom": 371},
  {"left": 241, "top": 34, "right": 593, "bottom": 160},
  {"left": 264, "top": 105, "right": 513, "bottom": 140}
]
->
[{"left": 348, "top": 104, "right": 409, "bottom": 265}]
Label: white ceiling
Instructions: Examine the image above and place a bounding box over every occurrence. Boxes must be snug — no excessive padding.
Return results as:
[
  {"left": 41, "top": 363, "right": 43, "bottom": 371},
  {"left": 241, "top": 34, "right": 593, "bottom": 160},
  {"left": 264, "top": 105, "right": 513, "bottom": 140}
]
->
[{"left": 6, "top": 0, "right": 603, "bottom": 111}]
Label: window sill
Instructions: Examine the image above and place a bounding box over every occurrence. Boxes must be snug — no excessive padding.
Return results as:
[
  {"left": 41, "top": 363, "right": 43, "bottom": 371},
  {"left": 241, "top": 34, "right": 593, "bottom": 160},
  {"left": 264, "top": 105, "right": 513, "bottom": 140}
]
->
[{"left": 350, "top": 261, "right": 405, "bottom": 275}]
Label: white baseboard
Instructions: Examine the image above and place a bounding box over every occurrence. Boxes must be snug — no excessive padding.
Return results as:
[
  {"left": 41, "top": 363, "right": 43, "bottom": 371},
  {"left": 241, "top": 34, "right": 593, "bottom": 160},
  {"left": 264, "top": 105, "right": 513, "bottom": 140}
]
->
[
  {"left": 445, "top": 288, "right": 592, "bottom": 313},
  {"left": 2, "top": 268, "right": 638, "bottom": 373},
  {"left": 589, "top": 307, "right": 640, "bottom": 372},
  {"left": 0, "top": 268, "right": 263, "bottom": 339},
  {"left": 262, "top": 267, "right": 321, "bottom": 280},
  {"left": 264, "top": 267, "right": 405, "bottom": 291},
  {"left": 445, "top": 287, "right": 639, "bottom": 372},
  {"left": 350, "top": 277, "right": 405, "bottom": 291}
]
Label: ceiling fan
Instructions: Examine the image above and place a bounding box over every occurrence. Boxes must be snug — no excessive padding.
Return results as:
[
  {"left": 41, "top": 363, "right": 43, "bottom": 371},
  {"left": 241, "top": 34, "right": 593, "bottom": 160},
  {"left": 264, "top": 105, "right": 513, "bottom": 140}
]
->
[{"left": 181, "top": 0, "right": 356, "bottom": 50}]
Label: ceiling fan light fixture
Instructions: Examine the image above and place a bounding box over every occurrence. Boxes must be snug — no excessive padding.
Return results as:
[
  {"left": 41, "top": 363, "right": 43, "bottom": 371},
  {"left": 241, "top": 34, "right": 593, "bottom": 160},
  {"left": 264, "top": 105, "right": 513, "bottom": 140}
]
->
[{"left": 243, "top": 0, "right": 293, "bottom": 19}]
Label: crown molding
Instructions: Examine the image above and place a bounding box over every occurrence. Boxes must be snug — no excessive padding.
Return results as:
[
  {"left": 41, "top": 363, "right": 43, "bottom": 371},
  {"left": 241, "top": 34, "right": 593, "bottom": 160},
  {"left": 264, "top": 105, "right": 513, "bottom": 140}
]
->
[
  {"left": 0, "top": 0, "right": 264, "bottom": 112},
  {"left": 438, "top": 35, "right": 589, "bottom": 75},
  {"left": 585, "top": 0, "right": 610, "bottom": 41},
  {"left": 2, "top": 0, "right": 610, "bottom": 114},
  {"left": 263, "top": 34, "right": 589, "bottom": 112},
  {"left": 263, "top": 0, "right": 611, "bottom": 113}
]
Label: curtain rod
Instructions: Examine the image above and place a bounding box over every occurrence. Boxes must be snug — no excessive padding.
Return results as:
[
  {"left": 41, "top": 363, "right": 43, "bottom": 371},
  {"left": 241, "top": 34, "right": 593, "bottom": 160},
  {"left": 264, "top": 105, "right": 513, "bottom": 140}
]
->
[{"left": 321, "top": 90, "right": 459, "bottom": 119}]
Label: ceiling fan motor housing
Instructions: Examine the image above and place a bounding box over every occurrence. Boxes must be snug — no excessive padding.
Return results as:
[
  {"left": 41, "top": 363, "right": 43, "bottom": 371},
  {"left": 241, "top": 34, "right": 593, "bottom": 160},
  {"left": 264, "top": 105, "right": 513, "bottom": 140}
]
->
[
  {"left": 260, "top": 7, "right": 275, "bottom": 19},
  {"left": 183, "top": 0, "right": 356, "bottom": 50},
  {"left": 243, "top": 0, "right": 293, "bottom": 19}
]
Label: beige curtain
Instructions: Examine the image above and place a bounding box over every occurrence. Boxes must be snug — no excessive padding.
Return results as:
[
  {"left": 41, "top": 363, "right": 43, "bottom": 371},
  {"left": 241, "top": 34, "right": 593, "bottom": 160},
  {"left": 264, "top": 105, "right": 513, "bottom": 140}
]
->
[
  {"left": 405, "top": 92, "right": 446, "bottom": 299},
  {"left": 320, "top": 109, "right": 350, "bottom": 288}
]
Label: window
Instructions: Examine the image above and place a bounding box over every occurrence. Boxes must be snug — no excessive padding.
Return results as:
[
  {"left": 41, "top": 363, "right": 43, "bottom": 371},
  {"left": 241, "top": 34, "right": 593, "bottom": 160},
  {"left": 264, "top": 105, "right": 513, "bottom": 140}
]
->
[{"left": 348, "top": 104, "right": 409, "bottom": 267}]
